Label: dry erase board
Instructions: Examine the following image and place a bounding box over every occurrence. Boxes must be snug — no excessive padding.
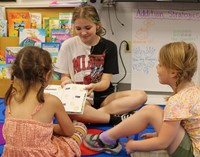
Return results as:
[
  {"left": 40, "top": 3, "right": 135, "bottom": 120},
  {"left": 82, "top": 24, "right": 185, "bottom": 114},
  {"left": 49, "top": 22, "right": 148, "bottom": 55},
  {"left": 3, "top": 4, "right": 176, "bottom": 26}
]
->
[{"left": 131, "top": 9, "right": 200, "bottom": 92}]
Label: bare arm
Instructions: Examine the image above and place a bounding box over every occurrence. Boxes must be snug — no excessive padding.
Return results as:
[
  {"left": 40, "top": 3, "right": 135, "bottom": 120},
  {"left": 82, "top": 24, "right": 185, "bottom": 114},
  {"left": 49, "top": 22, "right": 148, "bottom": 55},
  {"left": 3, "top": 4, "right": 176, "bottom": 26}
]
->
[
  {"left": 53, "top": 97, "right": 75, "bottom": 137},
  {"left": 60, "top": 73, "right": 73, "bottom": 87},
  {"left": 123, "top": 120, "right": 181, "bottom": 154},
  {"left": 85, "top": 73, "right": 112, "bottom": 95}
]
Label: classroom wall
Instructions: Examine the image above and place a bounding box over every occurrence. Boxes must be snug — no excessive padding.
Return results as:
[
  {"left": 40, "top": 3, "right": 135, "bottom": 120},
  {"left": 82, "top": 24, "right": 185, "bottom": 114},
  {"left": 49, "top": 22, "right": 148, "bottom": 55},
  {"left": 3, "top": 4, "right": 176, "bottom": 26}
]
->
[
  {"left": 91, "top": 2, "right": 200, "bottom": 84},
  {"left": 89, "top": 1, "right": 200, "bottom": 104},
  {"left": 1, "top": 1, "right": 200, "bottom": 102}
]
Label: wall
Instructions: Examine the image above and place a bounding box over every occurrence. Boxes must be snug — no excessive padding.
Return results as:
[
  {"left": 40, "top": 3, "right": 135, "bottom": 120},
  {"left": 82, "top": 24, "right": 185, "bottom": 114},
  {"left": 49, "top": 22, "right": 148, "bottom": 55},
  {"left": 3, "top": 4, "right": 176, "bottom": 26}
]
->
[
  {"left": 90, "top": 1, "right": 200, "bottom": 104},
  {"left": 1, "top": 1, "right": 200, "bottom": 102}
]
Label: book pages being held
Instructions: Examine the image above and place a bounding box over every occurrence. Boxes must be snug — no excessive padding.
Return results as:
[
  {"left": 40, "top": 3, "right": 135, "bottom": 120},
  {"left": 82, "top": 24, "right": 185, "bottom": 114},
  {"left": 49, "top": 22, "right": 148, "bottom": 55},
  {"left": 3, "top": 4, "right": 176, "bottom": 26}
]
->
[{"left": 44, "top": 84, "right": 88, "bottom": 114}]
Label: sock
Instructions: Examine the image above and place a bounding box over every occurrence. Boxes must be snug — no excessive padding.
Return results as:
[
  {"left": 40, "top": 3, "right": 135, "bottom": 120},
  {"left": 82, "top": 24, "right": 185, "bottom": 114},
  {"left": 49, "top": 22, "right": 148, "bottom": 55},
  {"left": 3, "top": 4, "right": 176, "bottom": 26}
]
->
[
  {"left": 109, "top": 114, "right": 122, "bottom": 125},
  {"left": 99, "top": 131, "right": 116, "bottom": 145},
  {"left": 71, "top": 121, "right": 87, "bottom": 145}
]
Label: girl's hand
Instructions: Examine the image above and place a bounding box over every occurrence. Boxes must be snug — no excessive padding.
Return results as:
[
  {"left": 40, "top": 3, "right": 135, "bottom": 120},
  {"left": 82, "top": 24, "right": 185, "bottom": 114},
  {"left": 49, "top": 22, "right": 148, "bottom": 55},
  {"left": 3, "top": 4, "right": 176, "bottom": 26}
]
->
[
  {"left": 140, "top": 132, "right": 157, "bottom": 139},
  {"left": 85, "top": 83, "right": 95, "bottom": 96},
  {"left": 121, "top": 137, "right": 135, "bottom": 154},
  {"left": 61, "top": 79, "right": 73, "bottom": 88}
]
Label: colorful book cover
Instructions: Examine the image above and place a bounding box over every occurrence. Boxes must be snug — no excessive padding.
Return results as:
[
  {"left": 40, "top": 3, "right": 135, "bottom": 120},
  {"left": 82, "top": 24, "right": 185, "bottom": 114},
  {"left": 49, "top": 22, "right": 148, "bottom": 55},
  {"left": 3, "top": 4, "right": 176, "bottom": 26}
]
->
[
  {"left": 0, "top": 6, "right": 6, "bottom": 20},
  {"left": 0, "top": 19, "right": 7, "bottom": 37},
  {"left": 5, "top": 47, "right": 23, "bottom": 64},
  {"left": 30, "top": 12, "right": 42, "bottom": 29},
  {"left": 19, "top": 28, "right": 46, "bottom": 47},
  {"left": 59, "top": 12, "right": 73, "bottom": 34},
  {"left": 49, "top": 17, "right": 60, "bottom": 35},
  {"left": 7, "top": 12, "right": 31, "bottom": 37},
  {"left": 43, "top": 17, "right": 50, "bottom": 37},
  {"left": 51, "top": 29, "right": 72, "bottom": 44},
  {"left": 41, "top": 42, "right": 60, "bottom": 64},
  {"left": 0, "top": 49, "right": 6, "bottom": 64},
  {"left": 0, "top": 64, "right": 11, "bottom": 79}
]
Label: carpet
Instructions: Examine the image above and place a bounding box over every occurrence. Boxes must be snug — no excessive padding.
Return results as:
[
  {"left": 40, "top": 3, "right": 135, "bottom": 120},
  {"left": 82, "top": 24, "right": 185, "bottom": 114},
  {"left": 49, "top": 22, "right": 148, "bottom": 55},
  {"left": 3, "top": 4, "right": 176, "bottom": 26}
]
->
[
  {"left": 0, "top": 99, "right": 164, "bottom": 156},
  {"left": 0, "top": 99, "right": 132, "bottom": 156}
]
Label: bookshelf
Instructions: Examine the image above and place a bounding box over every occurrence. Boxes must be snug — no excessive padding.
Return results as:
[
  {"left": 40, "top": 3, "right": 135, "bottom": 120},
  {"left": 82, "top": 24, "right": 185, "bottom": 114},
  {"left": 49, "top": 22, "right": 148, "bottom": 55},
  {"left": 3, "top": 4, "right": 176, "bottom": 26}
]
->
[{"left": 0, "top": 7, "right": 74, "bottom": 98}]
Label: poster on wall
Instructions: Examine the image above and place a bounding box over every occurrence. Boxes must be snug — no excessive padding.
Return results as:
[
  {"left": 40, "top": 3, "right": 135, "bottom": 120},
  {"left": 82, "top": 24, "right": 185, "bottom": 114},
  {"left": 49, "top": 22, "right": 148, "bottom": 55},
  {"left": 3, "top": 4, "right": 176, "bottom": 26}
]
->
[{"left": 131, "top": 9, "right": 200, "bottom": 93}]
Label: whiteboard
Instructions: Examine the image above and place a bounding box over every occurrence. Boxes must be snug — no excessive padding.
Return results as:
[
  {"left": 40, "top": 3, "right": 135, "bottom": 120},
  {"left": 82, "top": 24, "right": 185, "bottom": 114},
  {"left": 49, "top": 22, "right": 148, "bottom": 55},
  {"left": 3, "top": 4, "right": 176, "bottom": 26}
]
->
[{"left": 131, "top": 9, "right": 200, "bottom": 92}]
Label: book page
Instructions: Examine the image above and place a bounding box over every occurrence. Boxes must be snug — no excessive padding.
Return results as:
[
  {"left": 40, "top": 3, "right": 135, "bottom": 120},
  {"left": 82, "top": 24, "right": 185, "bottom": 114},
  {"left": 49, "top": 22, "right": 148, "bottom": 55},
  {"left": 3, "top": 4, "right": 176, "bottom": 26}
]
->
[{"left": 44, "top": 84, "right": 87, "bottom": 114}]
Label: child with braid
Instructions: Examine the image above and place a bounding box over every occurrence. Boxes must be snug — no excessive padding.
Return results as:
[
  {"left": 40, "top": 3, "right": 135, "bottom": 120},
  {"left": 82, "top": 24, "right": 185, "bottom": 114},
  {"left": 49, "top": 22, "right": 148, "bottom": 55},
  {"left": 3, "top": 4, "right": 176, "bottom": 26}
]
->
[
  {"left": 84, "top": 41, "right": 200, "bottom": 157},
  {"left": 2, "top": 46, "right": 87, "bottom": 157}
]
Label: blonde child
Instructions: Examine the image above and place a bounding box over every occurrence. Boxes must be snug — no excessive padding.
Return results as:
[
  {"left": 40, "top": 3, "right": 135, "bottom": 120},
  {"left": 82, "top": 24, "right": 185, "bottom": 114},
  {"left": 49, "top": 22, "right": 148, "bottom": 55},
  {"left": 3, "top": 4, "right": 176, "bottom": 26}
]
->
[{"left": 84, "top": 41, "right": 200, "bottom": 157}]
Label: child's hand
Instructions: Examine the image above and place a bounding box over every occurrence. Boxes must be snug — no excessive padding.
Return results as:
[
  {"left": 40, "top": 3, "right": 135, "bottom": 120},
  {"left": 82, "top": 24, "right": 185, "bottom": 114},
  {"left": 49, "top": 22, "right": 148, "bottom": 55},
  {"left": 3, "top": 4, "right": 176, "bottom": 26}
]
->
[
  {"left": 120, "top": 137, "right": 135, "bottom": 154},
  {"left": 85, "top": 83, "right": 95, "bottom": 96},
  {"left": 61, "top": 79, "right": 73, "bottom": 88}
]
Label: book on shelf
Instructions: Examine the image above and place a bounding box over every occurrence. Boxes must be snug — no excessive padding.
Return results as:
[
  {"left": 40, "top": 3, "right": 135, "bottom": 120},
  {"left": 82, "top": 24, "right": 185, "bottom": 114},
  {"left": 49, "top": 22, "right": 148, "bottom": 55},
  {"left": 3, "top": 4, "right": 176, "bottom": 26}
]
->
[
  {"left": 0, "top": 49, "right": 6, "bottom": 64},
  {"left": 0, "top": 19, "right": 7, "bottom": 37},
  {"left": 44, "top": 84, "right": 88, "bottom": 114},
  {"left": 5, "top": 46, "right": 23, "bottom": 64},
  {"left": 0, "top": 64, "right": 11, "bottom": 79},
  {"left": 30, "top": 12, "right": 42, "bottom": 29},
  {"left": 51, "top": 29, "right": 72, "bottom": 44},
  {"left": 43, "top": 17, "right": 50, "bottom": 37},
  {"left": 19, "top": 28, "right": 46, "bottom": 47},
  {"left": 49, "top": 17, "right": 60, "bottom": 35},
  {"left": 59, "top": 12, "right": 73, "bottom": 34},
  {"left": 41, "top": 42, "right": 61, "bottom": 64},
  {"left": 7, "top": 11, "right": 31, "bottom": 37},
  {"left": 0, "top": 6, "right": 6, "bottom": 20}
]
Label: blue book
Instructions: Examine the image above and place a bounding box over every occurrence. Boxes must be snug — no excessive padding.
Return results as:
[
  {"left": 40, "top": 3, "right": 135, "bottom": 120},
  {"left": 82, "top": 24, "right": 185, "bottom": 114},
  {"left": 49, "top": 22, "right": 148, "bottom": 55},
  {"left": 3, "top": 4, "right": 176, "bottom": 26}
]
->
[
  {"left": 0, "top": 20, "right": 7, "bottom": 37},
  {"left": 19, "top": 28, "right": 46, "bottom": 47}
]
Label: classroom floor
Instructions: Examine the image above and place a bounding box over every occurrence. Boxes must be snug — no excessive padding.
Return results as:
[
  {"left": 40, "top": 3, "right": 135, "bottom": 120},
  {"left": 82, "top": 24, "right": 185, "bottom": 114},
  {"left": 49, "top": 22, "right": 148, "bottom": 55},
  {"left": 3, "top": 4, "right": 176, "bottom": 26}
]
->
[{"left": 0, "top": 98, "right": 168, "bottom": 157}]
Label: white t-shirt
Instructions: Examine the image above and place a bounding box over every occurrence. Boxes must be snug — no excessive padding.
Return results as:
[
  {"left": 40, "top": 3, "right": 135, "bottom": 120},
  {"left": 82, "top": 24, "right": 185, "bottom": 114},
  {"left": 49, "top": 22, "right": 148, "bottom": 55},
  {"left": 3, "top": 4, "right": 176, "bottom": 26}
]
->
[{"left": 55, "top": 36, "right": 91, "bottom": 83}]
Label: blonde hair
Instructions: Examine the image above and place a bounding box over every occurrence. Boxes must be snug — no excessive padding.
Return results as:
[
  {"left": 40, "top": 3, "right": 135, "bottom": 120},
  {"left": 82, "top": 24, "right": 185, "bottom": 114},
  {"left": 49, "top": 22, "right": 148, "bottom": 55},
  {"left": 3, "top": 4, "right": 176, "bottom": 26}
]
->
[
  {"left": 159, "top": 41, "right": 197, "bottom": 94},
  {"left": 72, "top": 4, "right": 106, "bottom": 36}
]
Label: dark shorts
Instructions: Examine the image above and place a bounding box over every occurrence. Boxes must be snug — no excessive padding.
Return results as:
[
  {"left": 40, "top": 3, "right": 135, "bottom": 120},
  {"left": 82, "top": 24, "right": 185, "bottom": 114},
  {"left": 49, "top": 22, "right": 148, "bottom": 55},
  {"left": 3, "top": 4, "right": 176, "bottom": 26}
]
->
[
  {"left": 171, "top": 132, "right": 194, "bottom": 157},
  {"left": 93, "top": 85, "right": 115, "bottom": 109}
]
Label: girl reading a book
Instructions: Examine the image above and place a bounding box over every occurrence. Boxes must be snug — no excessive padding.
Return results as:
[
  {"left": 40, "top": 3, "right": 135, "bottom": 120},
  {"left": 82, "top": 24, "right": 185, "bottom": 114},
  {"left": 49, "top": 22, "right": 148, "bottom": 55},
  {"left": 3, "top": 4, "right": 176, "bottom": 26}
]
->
[
  {"left": 2, "top": 46, "right": 87, "bottom": 157},
  {"left": 55, "top": 4, "right": 147, "bottom": 125}
]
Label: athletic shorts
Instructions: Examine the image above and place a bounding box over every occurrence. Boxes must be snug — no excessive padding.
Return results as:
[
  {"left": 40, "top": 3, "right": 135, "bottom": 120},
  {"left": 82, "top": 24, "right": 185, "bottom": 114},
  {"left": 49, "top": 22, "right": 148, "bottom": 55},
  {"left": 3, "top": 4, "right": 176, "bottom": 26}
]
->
[
  {"left": 171, "top": 132, "right": 194, "bottom": 157},
  {"left": 93, "top": 86, "right": 115, "bottom": 109}
]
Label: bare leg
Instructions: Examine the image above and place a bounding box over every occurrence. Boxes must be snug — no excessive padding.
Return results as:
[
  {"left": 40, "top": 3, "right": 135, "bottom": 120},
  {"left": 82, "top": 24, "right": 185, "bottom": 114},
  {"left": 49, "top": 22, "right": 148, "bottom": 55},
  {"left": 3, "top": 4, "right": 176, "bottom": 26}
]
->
[
  {"left": 70, "top": 102, "right": 110, "bottom": 124},
  {"left": 107, "top": 104, "right": 164, "bottom": 139},
  {"left": 99, "top": 90, "right": 147, "bottom": 115}
]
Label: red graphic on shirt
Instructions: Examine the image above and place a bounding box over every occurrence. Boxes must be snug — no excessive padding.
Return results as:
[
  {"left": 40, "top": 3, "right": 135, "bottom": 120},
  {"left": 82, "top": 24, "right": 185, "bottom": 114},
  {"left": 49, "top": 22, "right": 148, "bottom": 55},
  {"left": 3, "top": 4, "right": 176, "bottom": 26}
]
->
[{"left": 72, "top": 52, "right": 105, "bottom": 84}]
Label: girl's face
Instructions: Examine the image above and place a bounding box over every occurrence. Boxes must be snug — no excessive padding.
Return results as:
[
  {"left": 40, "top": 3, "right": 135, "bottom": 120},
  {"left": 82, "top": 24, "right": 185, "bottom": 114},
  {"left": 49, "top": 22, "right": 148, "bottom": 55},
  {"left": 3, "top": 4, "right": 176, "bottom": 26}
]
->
[
  {"left": 156, "top": 63, "right": 171, "bottom": 85},
  {"left": 157, "top": 60, "right": 178, "bottom": 90},
  {"left": 74, "top": 18, "right": 98, "bottom": 45}
]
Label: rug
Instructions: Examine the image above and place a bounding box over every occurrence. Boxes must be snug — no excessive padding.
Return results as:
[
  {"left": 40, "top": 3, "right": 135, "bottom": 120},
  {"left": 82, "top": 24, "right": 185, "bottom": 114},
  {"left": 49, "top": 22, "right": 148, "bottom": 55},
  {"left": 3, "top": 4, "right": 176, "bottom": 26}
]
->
[
  {"left": 0, "top": 99, "right": 132, "bottom": 156},
  {"left": 0, "top": 99, "right": 164, "bottom": 156}
]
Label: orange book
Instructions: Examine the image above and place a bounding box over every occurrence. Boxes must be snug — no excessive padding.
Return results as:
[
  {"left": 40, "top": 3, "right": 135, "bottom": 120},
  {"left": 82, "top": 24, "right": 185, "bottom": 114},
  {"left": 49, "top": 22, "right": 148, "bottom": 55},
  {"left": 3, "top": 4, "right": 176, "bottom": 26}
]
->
[{"left": 7, "top": 12, "right": 31, "bottom": 37}]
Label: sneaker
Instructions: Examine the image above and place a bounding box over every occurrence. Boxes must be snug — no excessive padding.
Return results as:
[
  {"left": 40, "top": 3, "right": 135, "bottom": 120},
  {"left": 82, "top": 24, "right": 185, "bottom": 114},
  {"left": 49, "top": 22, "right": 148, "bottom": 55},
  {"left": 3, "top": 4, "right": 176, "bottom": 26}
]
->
[
  {"left": 83, "top": 133, "right": 122, "bottom": 155},
  {"left": 120, "top": 110, "right": 135, "bottom": 121}
]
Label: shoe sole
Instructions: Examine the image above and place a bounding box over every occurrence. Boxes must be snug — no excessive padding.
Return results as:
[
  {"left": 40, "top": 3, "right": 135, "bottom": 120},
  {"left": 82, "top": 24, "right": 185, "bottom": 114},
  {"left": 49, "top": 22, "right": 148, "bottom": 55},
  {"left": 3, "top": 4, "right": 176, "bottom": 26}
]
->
[{"left": 83, "top": 140, "right": 122, "bottom": 155}]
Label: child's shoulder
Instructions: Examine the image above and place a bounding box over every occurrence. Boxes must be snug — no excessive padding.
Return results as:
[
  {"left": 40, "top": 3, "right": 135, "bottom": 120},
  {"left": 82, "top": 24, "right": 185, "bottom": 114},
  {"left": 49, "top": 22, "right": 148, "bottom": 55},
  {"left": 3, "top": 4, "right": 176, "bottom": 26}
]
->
[{"left": 44, "top": 93, "right": 63, "bottom": 107}]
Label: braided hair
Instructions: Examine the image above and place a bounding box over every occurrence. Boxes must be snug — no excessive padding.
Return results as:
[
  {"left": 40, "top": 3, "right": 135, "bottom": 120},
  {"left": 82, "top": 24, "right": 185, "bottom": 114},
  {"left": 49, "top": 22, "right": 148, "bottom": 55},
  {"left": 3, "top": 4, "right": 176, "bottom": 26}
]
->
[{"left": 5, "top": 46, "right": 53, "bottom": 104}]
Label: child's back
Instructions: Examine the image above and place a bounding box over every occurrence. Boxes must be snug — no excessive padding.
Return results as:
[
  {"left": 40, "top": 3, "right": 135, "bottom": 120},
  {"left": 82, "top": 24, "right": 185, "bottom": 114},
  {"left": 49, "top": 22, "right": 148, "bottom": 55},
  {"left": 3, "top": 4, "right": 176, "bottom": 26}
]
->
[{"left": 2, "top": 46, "right": 87, "bottom": 157}]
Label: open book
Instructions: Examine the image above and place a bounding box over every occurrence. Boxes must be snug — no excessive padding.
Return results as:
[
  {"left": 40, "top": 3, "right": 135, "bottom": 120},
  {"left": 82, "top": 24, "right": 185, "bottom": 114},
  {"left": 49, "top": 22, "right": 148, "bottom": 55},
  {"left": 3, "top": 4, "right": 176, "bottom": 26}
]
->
[{"left": 44, "top": 84, "right": 87, "bottom": 114}]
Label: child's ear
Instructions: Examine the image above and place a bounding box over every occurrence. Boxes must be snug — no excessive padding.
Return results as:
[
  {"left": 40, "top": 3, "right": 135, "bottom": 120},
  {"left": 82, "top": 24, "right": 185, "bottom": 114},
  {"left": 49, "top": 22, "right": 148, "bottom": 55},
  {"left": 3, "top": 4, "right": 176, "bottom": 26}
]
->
[{"left": 170, "top": 69, "right": 178, "bottom": 78}]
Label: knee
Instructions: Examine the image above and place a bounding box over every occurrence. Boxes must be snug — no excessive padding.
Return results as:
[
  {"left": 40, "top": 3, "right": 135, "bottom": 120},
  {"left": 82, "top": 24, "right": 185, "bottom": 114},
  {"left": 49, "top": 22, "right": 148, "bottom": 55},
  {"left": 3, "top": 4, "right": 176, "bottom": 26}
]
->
[
  {"left": 141, "top": 104, "right": 164, "bottom": 114},
  {"left": 135, "top": 90, "right": 147, "bottom": 104}
]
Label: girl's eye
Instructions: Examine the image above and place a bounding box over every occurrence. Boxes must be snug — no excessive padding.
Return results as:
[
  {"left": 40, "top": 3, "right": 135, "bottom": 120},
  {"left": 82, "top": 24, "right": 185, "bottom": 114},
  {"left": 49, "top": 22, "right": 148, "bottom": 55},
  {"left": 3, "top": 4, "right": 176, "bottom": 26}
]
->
[
  {"left": 75, "top": 27, "right": 81, "bottom": 31},
  {"left": 85, "top": 26, "right": 92, "bottom": 30}
]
